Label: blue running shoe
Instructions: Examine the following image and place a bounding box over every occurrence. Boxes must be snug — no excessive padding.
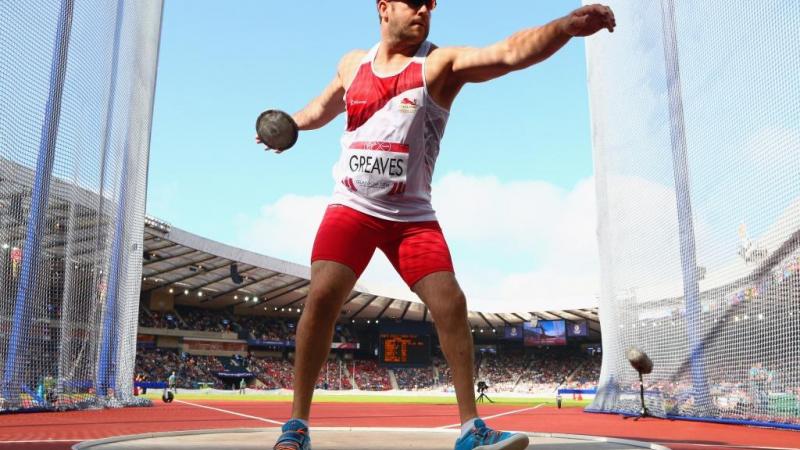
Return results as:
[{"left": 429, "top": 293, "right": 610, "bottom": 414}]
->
[
  {"left": 454, "top": 419, "right": 529, "bottom": 450},
  {"left": 273, "top": 419, "right": 311, "bottom": 450}
]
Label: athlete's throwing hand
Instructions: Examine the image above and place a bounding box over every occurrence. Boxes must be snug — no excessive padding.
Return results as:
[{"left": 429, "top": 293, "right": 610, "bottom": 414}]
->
[
  {"left": 562, "top": 4, "right": 616, "bottom": 36},
  {"left": 255, "top": 134, "right": 284, "bottom": 154}
]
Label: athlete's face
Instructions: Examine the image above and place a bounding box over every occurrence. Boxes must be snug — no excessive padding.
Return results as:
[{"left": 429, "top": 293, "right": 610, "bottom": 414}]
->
[{"left": 380, "top": 0, "right": 433, "bottom": 45}]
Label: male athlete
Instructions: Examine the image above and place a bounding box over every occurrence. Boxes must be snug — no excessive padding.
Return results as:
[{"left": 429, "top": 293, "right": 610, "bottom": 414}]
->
[{"left": 258, "top": 2, "right": 615, "bottom": 449}]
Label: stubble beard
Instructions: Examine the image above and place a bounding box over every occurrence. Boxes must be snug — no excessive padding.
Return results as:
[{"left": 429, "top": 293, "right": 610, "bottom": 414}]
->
[{"left": 391, "top": 20, "right": 429, "bottom": 46}]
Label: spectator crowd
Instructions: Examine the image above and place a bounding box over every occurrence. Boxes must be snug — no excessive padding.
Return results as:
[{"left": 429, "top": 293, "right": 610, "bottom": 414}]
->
[{"left": 136, "top": 304, "right": 600, "bottom": 393}]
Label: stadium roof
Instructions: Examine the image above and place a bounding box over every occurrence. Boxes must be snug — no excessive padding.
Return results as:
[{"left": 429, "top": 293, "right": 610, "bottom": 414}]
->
[{"left": 141, "top": 217, "right": 601, "bottom": 334}]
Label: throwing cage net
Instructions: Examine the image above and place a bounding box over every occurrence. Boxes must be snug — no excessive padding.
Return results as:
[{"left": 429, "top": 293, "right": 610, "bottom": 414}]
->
[
  {"left": 585, "top": 0, "right": 800, "bottom": 427},
  {"left": 0, "top": 0, "right": 163, "bottom": 411}
]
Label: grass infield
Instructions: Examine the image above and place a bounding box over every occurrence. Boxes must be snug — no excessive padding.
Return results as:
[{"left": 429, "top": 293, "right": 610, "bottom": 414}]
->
[{"left": 142, "top": 391, "right": 591, "bottom": 408}]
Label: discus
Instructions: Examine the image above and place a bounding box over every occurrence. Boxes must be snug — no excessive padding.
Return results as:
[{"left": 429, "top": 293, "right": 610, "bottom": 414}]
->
[{"left": 256, "top": 109, "right": 298, "bottom": 151}]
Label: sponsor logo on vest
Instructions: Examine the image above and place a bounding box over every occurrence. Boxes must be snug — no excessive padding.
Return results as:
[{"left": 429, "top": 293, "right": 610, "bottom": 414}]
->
[
  {"left": 399, "top": 97, "right": 418, "bottom": 113},
  {"left": 350, "top": 99, "right": 368, "bottom": 106}
]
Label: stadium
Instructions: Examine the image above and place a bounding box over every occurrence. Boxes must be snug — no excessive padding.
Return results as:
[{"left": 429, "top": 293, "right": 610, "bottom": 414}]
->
[
  {"left": 1, "top": 1, "right": 799, "bottom": 449},
  {"left": 134, "top": 218, "right": 602, "bottom": 397}
]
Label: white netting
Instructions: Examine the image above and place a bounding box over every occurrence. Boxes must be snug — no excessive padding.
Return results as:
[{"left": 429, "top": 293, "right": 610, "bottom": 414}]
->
[
  {"left": 585, "top": 0, "right": 800, "bottom": 426},
  {"left": 0, "top": 0, "right": 162, "bottom": 411}
]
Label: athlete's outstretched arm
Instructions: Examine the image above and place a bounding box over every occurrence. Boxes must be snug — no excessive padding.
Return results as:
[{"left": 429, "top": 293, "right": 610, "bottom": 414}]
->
[
  {"left": 290, "top": 50, "right": 365, "bottom": 130},
  {"left": 291, "top": 56, "right": 349, "bottom": 131},
  {"left": 256, "top": 51, "right": 362, "bottom": 151},
  {"left": 445, "top": 4, "right": 615, "bottom": 85}
]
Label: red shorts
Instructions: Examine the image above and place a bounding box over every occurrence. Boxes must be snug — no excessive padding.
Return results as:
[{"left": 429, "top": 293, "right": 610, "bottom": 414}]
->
[{"left": 311, "top": 204, "right": 454, "bottom": 288}]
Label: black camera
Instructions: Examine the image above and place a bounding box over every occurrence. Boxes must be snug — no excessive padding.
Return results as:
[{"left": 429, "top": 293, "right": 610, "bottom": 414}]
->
[{"left": 476, "top": 381, "right": 493, "bottom": 403}]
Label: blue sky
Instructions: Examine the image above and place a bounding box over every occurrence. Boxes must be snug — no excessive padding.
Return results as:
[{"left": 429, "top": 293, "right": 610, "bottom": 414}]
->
[{"left": 147, "top": 1, "right": 601, "bottom": 312}]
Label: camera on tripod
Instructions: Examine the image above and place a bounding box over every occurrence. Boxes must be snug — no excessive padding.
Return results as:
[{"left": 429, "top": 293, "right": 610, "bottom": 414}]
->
[{"left": 476, "top": 381, "right": 493, "bottom": 403}]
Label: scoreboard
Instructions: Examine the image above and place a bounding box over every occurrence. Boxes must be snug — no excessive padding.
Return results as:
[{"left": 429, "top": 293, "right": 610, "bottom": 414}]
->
[{"left": 379, "top": 334, "right": 431, "bottom": 366}]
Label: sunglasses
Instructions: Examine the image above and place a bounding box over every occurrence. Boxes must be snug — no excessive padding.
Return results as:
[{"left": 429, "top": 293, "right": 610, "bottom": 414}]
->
[{"left": 386, "top": 0, "right": 437, "bottom": 10}]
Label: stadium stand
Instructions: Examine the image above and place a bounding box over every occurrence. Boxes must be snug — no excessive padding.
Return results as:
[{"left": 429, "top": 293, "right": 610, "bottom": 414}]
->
[
  {"left": 138, "top": 308, "right": 178, "bottom": 329},
  {"left": 352, "top": 360, "right": 392, "bottom": 391},
  {"left": 394, "top": 367, "right": 435, "bottom": 390},
  {"left": 175, "top": 306, "right": 234, "bottom": 333},
  {"left": 315, "top": 359, "right": 354, "bottom": 390},
  {"left": 136, "top": 296, "right": 603, "bottom": 393},
  {"left": 256, "top": 358, "right": 294, "bottom": 390},
  {"left": 134, "top": 348, "right": 225, "bottom": 389}
]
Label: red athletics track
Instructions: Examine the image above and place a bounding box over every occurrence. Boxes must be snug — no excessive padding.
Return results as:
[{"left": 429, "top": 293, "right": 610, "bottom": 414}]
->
[{"left": 0, "top": 401, "right": 798, "bottom": 450}]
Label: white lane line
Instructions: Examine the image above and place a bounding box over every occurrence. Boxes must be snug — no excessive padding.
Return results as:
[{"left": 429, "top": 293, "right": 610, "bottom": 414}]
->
[
  {"left": 657, "top": 444, "right": 800, "bottom": 450},
  {"left": 175, "top": 399, "right": 284, "bottom": 425},
  {"left": 436, "top": 404, "right": 544, "bottom": 430}
]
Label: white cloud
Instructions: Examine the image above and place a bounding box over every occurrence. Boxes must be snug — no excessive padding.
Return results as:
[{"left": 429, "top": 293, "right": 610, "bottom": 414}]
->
[
  {"left": 233, "top": 193, "right": 330, "bottom": 265},
  {"left": 429, "top": 172, "right": 600, "bottom": 313},
  {"left": 233, "top": 172, "right": 603, "bottom": 313}
]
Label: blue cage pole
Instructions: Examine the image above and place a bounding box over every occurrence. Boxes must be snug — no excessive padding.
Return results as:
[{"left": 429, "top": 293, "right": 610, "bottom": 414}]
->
[
  {"left": 96, "top": 188, "right": 127, "bottom": 397},
  {"left": 660, "top": 0, "right": 711, "bottom": 412},
  {"left": 2, "top": 0, "right": 75, "bottom": 406},
  {"left": 95, "top": 0, "right": 127, "bottom": 398}
]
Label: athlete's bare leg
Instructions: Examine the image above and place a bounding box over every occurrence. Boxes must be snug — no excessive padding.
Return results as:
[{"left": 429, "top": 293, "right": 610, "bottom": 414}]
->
[
  {"left": 413, "top": 271, "right": 478, "bottom": 424},
  {"left": 290, "top": 260, "right": 358, "bottom": 420}
]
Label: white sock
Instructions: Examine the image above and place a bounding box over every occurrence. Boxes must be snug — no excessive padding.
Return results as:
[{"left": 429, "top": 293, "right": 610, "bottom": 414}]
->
[{"left": 460, "top": 418, "right": 479, "bottom": 438}]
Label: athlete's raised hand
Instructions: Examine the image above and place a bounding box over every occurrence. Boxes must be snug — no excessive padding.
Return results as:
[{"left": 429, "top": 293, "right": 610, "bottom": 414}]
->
[{"left": 562, "top": 4, "right": 616, "bottom": 37}]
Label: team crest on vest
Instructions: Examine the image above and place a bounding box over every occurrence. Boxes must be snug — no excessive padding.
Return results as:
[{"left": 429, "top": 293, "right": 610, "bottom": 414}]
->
[{"left": 399, "top": 97, "right": 419, "bottom": 114}]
